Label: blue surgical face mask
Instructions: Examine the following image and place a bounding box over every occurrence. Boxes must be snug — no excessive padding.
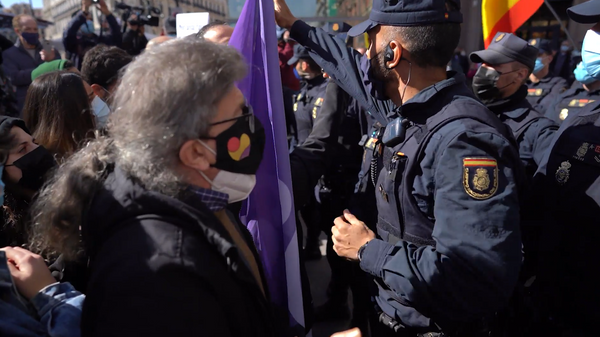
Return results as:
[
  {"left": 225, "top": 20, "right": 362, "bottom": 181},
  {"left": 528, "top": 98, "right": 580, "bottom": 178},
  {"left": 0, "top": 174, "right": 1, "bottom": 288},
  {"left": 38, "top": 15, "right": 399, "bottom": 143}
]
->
[
  {"left": 561, "top": 45, "right": 570, "bottom": 53},
  {"left": 91, "top": 95, "right": 110, "bottom": 128},
  {"left": 80, "top": 20, "right": 95, "bottom": 35},
  {"left": 293, "top": 67, "right": 301, "bottom": 80},
  {"left": 582, "top": 29, "right": 600, "bottom": 80},
  {"left": 533, "top": 57, "right": 545, "bottom": 74},
  {"left": 574, "top": 61, "right": 596, "bottom": 85}
]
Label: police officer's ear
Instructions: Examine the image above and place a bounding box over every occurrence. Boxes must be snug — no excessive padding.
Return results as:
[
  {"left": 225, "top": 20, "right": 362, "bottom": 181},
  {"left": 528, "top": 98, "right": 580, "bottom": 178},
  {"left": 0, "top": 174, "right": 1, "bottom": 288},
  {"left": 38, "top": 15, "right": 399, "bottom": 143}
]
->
[{"left": 384, "top": 40, "right": 403, "bottom": 70}]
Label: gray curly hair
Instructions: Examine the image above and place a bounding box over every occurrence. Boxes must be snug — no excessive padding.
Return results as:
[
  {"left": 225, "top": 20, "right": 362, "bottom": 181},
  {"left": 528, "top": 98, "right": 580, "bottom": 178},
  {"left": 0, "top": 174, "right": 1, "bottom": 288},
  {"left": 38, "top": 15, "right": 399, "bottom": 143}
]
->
[{"left": 29, "top": 38, "right": 247, "bottom": 259}]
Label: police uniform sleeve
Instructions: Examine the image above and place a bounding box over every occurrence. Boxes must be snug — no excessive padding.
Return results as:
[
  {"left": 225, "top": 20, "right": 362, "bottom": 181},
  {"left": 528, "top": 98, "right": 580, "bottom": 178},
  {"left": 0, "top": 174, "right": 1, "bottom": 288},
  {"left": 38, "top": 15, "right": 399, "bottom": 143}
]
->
[
  {"left": 290, "top": 80, "right": 342, "bottom": 209},
  {"left": 290, "top": 20, "right": 392, "bottom": 123},
  {"left": 359, "top": 129, "right": 522, "bottom": 322},
  {"left": 524, "top": 117, "right": 559, "bottom": 167}
]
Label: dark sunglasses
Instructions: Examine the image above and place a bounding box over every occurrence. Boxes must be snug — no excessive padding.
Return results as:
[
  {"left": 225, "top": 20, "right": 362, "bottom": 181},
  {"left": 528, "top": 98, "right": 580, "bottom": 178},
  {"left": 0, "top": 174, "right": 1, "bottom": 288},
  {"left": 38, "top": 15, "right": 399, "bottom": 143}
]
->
[{"left": 209, "top": 105, "right": 256, "bottom": 133}]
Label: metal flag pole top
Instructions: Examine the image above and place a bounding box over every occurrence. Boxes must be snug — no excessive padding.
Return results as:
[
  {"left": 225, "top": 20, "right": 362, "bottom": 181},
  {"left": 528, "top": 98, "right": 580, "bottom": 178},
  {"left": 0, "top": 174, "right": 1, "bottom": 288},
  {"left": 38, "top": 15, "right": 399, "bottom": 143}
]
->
[{"left": 544, "top": 0, "right": 579, "bottom": 51}]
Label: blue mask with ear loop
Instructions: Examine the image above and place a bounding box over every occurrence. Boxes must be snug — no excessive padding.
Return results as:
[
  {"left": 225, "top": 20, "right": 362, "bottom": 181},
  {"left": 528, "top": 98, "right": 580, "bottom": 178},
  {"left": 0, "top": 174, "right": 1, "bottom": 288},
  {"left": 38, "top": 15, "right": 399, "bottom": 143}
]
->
[
  {"left": 574, "top": 61, "right": 596, "bottom": 85},
  {"left": 582, "top": 29, "right": 600, "bottom": 81},
  {"left": 533, "top": 57, "right": 544, "bottom": 74}
]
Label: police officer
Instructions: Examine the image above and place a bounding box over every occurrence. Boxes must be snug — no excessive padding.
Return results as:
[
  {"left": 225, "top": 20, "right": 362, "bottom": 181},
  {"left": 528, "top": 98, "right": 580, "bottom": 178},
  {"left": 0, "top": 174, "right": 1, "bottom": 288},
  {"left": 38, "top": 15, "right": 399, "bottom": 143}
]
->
[
  {"left": 275, "top": 0, "right": 523, "bottom": 336},
  {"left": 470, "top": 34, "right": 559, "bottom": 181},
  {"left": 531, "top": 1, "right": 600, "bottom": 335},
  {"left": 545, "top": 61, "right": 600, "bottom": 124},
  {"left": 290, "top": 44, "right": 329, "bottom": 147},
  {"left": 526, "top": 38, "right": 569, "bottom": 113}
]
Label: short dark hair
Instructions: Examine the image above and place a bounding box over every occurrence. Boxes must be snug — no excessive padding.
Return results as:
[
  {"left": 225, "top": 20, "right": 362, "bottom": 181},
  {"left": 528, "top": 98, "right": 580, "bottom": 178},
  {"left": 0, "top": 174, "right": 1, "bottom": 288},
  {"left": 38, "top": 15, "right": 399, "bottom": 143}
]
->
[
  {"left": 23, "top": 71, "right": 95, "bottom": 161},
  {"left": 385, "top": 23, "right": 461, "bottom": 69},
  {"left": 81, "top": 45, "right": 133, "bottom": 89},
  {"left": 196, "top": 21, "right": 227, "bottom": 39}
]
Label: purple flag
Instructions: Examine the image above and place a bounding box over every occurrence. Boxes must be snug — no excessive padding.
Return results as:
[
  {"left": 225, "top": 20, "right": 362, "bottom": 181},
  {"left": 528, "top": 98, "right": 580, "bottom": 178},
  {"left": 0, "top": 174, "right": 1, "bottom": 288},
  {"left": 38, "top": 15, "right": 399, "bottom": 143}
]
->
[{"left": 229, "top": 0, "right": 305, "bottom": 335}]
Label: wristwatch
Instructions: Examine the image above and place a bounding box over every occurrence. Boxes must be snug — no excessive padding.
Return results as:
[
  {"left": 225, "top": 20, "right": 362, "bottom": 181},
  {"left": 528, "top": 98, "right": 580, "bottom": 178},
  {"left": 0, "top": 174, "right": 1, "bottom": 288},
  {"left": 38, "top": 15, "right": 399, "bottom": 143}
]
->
[{"left": 357, "top": 240, "right": 371, "bottom": 262}]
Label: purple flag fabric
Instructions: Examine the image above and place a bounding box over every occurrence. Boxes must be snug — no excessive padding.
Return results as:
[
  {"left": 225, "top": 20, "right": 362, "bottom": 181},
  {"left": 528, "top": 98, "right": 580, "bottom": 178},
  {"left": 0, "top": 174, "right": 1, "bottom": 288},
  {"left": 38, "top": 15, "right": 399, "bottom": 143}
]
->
[{"left": 229, "top": 0, "right": 305, "bottom": 335}]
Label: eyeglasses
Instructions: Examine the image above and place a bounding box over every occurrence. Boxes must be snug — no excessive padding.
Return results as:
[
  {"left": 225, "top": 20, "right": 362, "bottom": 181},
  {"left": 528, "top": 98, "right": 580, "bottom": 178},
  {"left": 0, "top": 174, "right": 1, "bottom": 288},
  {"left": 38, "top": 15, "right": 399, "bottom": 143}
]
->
[{"left": 209, "top": 104, "right": 255, "bottom": 133}]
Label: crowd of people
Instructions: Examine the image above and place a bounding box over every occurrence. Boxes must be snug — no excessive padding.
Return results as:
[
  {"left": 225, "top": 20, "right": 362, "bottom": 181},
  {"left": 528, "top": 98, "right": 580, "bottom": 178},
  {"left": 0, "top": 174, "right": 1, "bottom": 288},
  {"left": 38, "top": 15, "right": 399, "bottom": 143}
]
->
[{"left": 0, "top": 0, "right": 597, "bottom": 336}]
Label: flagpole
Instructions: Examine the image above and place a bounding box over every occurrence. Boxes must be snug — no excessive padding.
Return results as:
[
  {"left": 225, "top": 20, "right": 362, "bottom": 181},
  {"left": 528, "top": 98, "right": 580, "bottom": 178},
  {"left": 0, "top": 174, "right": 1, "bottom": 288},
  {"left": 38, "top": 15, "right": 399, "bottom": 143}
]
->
[{"left": 544, "top": 0, "right": 579, "bottom": 51}]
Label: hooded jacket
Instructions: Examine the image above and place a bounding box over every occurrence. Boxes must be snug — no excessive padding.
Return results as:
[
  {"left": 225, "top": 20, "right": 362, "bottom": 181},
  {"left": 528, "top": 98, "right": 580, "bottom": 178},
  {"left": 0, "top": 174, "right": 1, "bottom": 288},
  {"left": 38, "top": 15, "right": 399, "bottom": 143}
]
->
[{"left": 80, "top": 166, "right": 274, "bottom": 337}]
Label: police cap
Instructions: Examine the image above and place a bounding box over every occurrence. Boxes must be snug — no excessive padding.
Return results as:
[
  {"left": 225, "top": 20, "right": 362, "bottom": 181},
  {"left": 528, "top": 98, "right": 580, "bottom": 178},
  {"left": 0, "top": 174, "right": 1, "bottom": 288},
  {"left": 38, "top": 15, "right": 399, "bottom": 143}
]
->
[
  {"left": 348, "top": 0, "right": 463, "bottom": 37},
  {"left": 470, "top": 32, "right": 538, "bottom": 70},
  {"left": 288, "top": 44, "right": 311, "bottom": 65},
  {"left": 324, "top": 22, "right": 352, "bottom": 42},
  {"left": 568, "top": 0, "right": 600, "bottom": 24},
  {"left": 528, "top": 38, "right": 553, "bottom": 54}
]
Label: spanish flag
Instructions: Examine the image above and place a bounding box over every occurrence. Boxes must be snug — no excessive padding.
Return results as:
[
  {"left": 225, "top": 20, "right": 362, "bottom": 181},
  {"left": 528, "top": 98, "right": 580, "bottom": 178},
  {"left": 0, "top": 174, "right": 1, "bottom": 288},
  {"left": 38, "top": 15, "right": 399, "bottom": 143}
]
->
[{"left": 482, "top": 0, "right": 544, "bottom": 48}]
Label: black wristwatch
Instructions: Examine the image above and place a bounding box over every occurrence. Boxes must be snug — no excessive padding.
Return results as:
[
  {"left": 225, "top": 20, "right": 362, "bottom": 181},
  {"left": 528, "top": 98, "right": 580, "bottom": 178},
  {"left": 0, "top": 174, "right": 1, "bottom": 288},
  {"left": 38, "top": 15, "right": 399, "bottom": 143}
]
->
[{"left": 357, "top": 240, "right": 371, "bottom": 262}]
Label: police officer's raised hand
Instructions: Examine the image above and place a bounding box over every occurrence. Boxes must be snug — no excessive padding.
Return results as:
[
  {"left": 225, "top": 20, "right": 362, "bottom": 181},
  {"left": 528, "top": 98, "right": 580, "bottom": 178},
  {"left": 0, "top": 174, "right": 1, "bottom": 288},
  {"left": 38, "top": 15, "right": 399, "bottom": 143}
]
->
[
  {"left": 1, "top": 247, "right": 57, "bottom": 300},
  {"left": 332, "top": 210, "right": 375, "bottom": 261},
  {"left": 273, "top": 0, "right": 297, "bottom": 30}
]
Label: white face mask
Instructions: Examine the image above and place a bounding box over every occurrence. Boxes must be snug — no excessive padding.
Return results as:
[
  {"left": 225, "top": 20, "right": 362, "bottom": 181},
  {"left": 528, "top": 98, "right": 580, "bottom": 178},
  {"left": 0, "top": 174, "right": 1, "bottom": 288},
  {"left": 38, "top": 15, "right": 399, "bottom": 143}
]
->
[
  {"left": 199, "top": 170, "right": 256, "bottom": 203},
  {"left": 91, "top": 95, "right": 110, "bottom": 129}
]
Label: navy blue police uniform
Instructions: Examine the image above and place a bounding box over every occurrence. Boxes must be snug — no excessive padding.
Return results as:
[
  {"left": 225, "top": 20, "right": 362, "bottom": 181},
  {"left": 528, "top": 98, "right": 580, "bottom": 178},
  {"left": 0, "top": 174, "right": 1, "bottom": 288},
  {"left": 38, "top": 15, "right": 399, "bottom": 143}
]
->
[
  {"left": 470, "top": 34, "right": 559, "bottom": 300},
  {"left": 289, "top": 45, "right": 329, "bottom": 146},
  {"left": 526, "top": 39, "right": 569, "bottom": 113},
  {"left": 545, "top": 80, "right": 600, "bottom": 124},
  {"left": 289, "top": 0, "right": 523, "bottom": 334},
  {"left": 528, "top": 2, "right": 600, "bottom": 335}
]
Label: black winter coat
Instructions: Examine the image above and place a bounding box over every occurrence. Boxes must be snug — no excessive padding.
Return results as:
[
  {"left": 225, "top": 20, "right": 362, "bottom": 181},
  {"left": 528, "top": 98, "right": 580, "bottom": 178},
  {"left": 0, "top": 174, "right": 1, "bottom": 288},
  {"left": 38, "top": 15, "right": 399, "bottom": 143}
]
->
[{"left": 80, "top": 167, "right": 274, "bottom": 337}]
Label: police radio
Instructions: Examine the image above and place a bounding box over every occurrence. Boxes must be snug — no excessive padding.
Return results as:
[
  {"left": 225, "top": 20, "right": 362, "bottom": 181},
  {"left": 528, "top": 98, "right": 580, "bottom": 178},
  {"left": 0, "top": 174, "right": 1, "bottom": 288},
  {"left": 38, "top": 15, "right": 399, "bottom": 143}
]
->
[{"left": 382, "top": 117, "right": 410, "bottom": 148}]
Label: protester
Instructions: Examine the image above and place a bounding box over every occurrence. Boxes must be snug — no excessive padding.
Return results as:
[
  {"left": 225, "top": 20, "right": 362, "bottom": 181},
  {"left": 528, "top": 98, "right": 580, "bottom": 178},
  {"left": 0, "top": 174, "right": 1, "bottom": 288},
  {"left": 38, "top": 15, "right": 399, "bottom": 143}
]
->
[
  {"left": 29, "top": 38, "right": 275, "bottom": 336},
  {"left": 23, "top": 72, "right": 95, "bottom": 162},
  {"left": 526, "top": 38, "right": 569, "bottom": 112},
  {"left": 146, "top": 36, "right": 172, "bottom": 50},
  {"left": 81, "top": 44, "right": 132, "bottom": 127},
  {"left": 63, "top": 0, "right": 122, "bottom": 70},
  {"left": 0, "top": 246, "right": 84, "bottom": 337},
  {"left": 275, "top": 1, "right": 522, "bottom": 337},
  {"left": 278, "top": 27, "right": 300, "bottom": 92},
  {"left": 3, "top": 14, "right": 60, "bottom": 113},
  {"left": 0, "top": 117, "right": 55, "bottom": 248},
  {"left": 196, "top": 21, "right": 234, "bottom": 44},
  {"left": 122, "top": 14, "right": 149, "bottom": 56},
  {"left": 0, "top": 34, "right": 19, "bottom": 117},
  {"left": 31, "top": 59, "right": 96, "bottom": 105},
  {"left": 551, "top": 40, "right": 577, "bottom": 84},
  {"left": 162, "top": 16, "right": 177, "bottom": 37}
]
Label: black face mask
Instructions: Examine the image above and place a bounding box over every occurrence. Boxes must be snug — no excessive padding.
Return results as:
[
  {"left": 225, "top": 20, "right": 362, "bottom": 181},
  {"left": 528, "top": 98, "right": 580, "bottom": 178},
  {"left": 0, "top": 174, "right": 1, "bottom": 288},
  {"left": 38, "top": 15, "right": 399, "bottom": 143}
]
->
[
  {"left": 203, "top": 107, "right": 266, "bottom": 175},
  {"left": 472, "top": 66, "right": 518, "bottom": 104},
  {"left": 361, "top": 56, "right": 388, "bottom": 101},
  {"left": 6, "top": 146, "right": 56, "bottom": 191}
]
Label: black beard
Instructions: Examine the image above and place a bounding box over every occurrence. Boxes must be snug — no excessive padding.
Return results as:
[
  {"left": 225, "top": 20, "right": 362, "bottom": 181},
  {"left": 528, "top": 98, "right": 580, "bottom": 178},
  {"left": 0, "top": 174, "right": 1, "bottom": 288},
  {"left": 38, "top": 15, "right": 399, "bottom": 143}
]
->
[{"left": 371, "top": 50, "right": 393, "bottom": 82}]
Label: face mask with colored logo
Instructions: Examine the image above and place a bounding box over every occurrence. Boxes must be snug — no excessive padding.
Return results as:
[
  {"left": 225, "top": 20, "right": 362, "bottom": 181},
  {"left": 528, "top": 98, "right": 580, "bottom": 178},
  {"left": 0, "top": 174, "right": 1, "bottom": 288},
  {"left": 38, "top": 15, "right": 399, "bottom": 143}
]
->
[
  {"left": 201, "top": 107, "right": 265, "bottom": 175},
  {"left": 533, "top": 57, "right": 544, "bottom": 74},
  {"left": 582, "top": 29, "right": 600, "bottom": 80},
  {"left": 574, "top": 61, "right": 596, "bottom": 85}
]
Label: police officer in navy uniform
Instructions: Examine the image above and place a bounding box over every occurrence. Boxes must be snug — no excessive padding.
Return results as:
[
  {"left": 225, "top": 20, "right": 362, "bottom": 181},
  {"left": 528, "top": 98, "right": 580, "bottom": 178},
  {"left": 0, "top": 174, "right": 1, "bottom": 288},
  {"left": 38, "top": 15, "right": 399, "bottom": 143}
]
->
[
  {"left": 288, "top": 43, "right": 329, "bottom": 259},
  {"left": 545, "top": 61, "right": 600, "bottom": 124},
  {"left": 531, "top": 2, "right": 600, "bottom": 335},
  {"left": 525, "top": 39, "right": 569, "bottom": 113},
  {"left": 274, "top": 0, "right": 523, "bottom": 335},
  {"left": 470, "top": 34, "right": 559, "bottom": 181}
]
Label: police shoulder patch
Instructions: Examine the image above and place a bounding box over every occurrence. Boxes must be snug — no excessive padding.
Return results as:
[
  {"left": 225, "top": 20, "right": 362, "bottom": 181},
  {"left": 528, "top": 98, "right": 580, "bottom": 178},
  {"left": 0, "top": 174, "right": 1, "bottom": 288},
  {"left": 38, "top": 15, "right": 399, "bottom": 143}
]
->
[{"left": 463, "top": 158, "right": 498, "bottom": 200}]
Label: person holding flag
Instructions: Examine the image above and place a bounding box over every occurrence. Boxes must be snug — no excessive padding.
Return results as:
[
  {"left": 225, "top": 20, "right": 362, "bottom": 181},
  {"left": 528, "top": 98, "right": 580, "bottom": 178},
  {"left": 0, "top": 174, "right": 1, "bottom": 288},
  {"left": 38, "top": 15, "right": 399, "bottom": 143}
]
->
[{"left": 274, "top": 0, "right": 523, "bottom": 336}]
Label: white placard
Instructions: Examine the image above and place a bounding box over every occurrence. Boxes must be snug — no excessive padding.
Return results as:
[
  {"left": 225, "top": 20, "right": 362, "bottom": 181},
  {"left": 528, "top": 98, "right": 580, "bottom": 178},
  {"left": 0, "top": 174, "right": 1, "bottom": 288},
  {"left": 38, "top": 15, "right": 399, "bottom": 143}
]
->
[{"left": 176, "top": 12, "right": 211, "bottom": 38}]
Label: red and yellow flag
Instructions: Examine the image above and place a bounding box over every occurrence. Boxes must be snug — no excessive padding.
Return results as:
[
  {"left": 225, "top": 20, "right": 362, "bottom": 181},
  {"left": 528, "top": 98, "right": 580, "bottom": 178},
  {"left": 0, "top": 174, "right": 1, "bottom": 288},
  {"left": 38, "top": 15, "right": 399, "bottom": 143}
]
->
[{"left": 482, "top": 0, "right": 544, "bottom": 48}]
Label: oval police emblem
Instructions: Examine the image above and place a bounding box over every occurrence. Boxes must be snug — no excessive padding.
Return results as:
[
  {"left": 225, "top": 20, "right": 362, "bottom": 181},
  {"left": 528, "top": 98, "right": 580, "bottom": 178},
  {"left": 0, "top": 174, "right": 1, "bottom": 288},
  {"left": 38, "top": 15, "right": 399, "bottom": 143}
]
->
[
  {"left": 463, "top": 158, "right": 498, "bottom": 200},
  {"left": 495, "top": 33, "right": 505, "bottom": 42},
  {"left": 559, "top": 108, "right": 569, "bottom": 121},
  {"left": 555, "top": 161, "right": 571, "bottom": 185}
]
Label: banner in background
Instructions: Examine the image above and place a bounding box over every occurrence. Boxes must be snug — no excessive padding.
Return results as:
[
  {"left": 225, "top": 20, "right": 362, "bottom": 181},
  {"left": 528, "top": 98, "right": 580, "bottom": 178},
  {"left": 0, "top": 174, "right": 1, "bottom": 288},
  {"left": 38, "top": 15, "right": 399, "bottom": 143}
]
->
[{"left": 482, "top": 0, "right": 544, "bottom": 47}]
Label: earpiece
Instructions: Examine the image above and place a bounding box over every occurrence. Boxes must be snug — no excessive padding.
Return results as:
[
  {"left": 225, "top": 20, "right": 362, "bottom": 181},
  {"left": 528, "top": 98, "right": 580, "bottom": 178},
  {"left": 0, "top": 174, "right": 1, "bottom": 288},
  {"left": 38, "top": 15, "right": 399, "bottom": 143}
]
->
[{"left": 384, "top": 45, "right": 395, "bottom": 69}]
